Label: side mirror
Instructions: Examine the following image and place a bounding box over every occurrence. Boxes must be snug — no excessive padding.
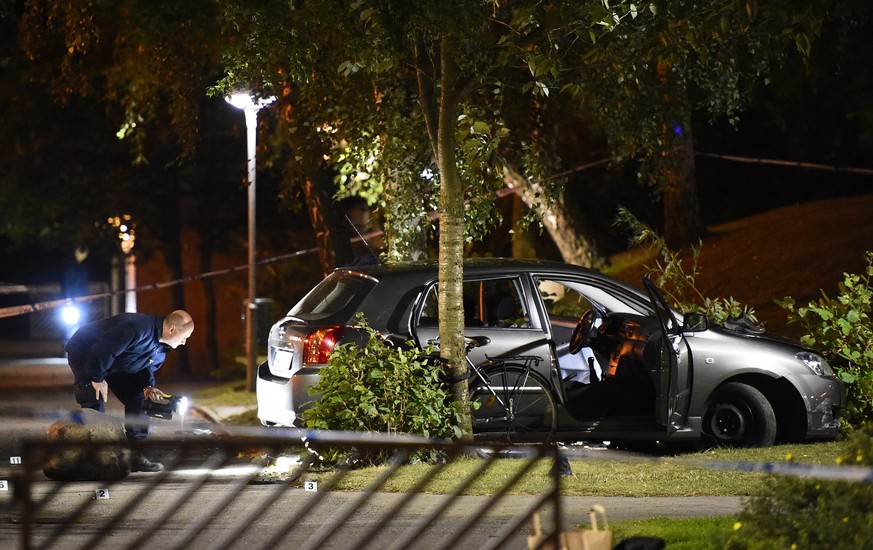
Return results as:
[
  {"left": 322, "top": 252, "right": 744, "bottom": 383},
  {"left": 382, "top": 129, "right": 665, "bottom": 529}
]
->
[{"left": 683, "top": 313, "right": 709, "bottom": 332}]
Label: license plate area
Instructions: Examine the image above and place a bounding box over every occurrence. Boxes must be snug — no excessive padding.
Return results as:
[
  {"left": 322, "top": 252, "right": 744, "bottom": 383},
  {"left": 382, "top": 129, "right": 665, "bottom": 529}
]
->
[{"left": 273, "top": 349, "right": 294, "bottom": 371}]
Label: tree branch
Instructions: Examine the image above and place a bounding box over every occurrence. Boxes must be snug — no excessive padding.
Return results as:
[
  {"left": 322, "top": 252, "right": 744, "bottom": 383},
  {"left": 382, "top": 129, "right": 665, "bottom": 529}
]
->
[{"left": 414, "top": 32, "right": 439, "bottom": 155}]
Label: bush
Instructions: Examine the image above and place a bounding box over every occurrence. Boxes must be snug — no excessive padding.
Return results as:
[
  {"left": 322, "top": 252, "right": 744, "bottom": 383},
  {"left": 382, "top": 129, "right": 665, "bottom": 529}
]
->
[
  {"left": 615, "top": 207, "right": 758, "bottom": 324},
  {"left": 301, "top": 314, "right": 464, "bottom": 464},
  {"left": 778, "top": 252, "right": 873, "bottom": 427},
  {"left": 723, "top": 424, "right": 873, "bottom": 549}
]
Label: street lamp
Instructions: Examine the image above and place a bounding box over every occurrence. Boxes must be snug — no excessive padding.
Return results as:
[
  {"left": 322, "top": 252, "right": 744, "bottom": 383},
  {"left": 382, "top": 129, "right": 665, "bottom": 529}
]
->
[{"left": 225, "top": 91, "right": 275, "bottom": 392}]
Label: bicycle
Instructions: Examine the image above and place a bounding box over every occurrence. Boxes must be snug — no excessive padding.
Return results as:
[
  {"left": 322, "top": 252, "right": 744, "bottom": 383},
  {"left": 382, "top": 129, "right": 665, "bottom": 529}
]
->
[{"left": 433, "top": 335, "right": 558, "bottom": 444}]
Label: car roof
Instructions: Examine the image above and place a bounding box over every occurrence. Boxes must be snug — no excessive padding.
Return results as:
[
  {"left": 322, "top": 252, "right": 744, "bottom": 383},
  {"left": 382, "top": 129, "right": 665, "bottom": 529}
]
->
[
  {"left": 336, "top": 257, "right": 653, "bottom": 333},
  {"left": 335, "top": 257, "right": 604, "bottom": 280},
  {"left": 333, "top": 258, "right": 652, "bottom": 304}
]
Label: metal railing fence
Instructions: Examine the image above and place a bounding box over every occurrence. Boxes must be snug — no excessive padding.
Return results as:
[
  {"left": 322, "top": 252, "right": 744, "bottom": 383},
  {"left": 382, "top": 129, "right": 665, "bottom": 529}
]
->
[{"left": 4, "top": 428, "right": 565, "bottom": 550}]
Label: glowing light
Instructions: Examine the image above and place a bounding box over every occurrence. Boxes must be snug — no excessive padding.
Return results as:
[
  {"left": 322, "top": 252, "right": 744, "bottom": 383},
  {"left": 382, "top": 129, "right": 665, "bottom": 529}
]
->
[
  {"left": 61, "top": 303, "right": 81, "bottom": 326},
  {"left": 171, "top": 465, "right": 263, "bottom": 478},
  {"left": 177, "top": 395, "right": 189, "bottom": 416},
  {"left": 225, "top": 92, "right": 276, "bottom": 111}
]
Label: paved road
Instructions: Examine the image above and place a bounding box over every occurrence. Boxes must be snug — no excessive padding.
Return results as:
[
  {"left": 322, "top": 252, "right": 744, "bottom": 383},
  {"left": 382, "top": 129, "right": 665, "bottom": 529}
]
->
[
  {"left": 0, "top": 353, "right": 744, "bottom": 549},
  {"left": 1, "top": 480, "right": 743, "bottom": 550}
]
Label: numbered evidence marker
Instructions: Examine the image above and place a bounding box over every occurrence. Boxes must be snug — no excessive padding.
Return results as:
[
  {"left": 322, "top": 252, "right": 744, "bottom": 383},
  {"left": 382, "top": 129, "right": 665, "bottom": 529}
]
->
[
  {"left": 2, "top": 457, "right": 24, "bottom": 492},
  {"left": 304, "top": 481, "right": 318, "bottom": 492},
  {"left": 95, "top": 488, "right": 110, "bottom": 500}
]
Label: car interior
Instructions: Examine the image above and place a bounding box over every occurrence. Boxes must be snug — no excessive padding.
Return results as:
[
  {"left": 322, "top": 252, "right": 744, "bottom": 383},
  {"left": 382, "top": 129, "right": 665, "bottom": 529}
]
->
[
  {"left": 537, "top": 278, "right": 661, "bottom": 419},
  {"left": 419, "top": 275, "right": 663, "bottom": 418},
  {"left": 562, "top": 312, "right": 661, "bottom": 419}
]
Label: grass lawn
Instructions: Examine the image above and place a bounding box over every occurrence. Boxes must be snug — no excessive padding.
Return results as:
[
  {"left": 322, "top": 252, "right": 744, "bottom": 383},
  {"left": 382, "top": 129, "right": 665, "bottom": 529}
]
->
[
  {"left": 190, "top": 380, "right": 258, "bottom": 408},
  {"left": 609, "top": 515, "right": 739, "bottom": 549},
  {"left": 315, "top": 441, "right": 845, "bottom": 497},
  {"left": 193, "top": 381, "right": 846, "bottom": 497}
]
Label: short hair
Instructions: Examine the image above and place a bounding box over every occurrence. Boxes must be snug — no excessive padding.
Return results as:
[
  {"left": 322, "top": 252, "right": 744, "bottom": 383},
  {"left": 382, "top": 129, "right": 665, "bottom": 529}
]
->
[{"left": 165, "top": 310, "right": 194, "bottom": 332}]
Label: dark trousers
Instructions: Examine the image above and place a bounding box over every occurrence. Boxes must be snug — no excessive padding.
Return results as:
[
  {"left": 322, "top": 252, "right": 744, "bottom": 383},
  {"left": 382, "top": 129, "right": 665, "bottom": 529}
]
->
[{"left": 68, "top": 355, "right": 151, "bottom": 441}]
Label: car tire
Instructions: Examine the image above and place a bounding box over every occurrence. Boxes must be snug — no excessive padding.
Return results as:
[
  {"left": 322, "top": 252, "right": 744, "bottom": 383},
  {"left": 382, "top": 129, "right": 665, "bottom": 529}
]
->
[{"left": 703, "top": 382, "right": 777, "bottom": 447}]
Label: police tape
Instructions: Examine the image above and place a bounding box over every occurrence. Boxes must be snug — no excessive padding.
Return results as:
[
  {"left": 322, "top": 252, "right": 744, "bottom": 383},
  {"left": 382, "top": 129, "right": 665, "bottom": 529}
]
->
[
  {"left": 0, "top": 247, "right": 320, "bottom": 320},
  {"left": 557, "top": 444, "right": 873, "bottom": 483},
  {"left": 0, "top": 292, "right": 112, "bottom": 319},
  {"left": 0, "top": 243, "right": 315, "bottom": 319},
  {"left": 0, "top": 229, "right": 387, "bottom": 320},
  {"left": 687, "top": 459, "right": 873, "bottom": 483},
  {"left": 480, "top": 444, "right": 873, "bottom": 484}
]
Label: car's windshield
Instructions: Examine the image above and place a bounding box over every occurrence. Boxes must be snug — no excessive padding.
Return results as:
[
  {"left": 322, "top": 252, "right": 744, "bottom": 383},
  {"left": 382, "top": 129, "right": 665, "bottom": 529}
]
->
[{"left": 288, "top": 271, "right": 375, "bottom": 322}]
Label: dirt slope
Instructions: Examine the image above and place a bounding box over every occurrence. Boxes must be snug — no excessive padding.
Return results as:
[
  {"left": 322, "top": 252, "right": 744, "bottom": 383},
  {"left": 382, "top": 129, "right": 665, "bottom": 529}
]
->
[{"left": 612, "top": 193, "right": 873, "bottom": 337}]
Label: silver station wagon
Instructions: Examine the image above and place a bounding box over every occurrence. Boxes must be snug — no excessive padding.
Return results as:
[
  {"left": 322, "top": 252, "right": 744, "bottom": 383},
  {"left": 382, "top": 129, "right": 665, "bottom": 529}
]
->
[{"left": 256, "top": 258, "right": 843, "bottom": 447}]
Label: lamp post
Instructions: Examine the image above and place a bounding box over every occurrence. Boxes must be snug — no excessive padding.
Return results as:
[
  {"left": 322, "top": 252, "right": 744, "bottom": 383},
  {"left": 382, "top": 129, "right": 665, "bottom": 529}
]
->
[{"left": 226, "top": 91, "right": 275, "bottom": 392}]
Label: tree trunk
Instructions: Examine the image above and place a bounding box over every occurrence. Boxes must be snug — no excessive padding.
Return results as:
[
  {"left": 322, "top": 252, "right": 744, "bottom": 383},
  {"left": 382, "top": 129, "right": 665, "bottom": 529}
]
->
[
  {"left": 419, "top": 35, "right": 472, "bottom": 439},
  {"left": 437, "top": 154, "right": 470, "bottom": 439},
  {"left": 662, "top": 125, "right": 704, "bottom": 249},
  {"left": 503, "top": 166, "right": 602, "bottom": 268},
  {"left": 299, "top": 167, "right": 354, "bottom": 275},
  {"left": 510, "top": 194, "right": 536, "bottom": 259}
]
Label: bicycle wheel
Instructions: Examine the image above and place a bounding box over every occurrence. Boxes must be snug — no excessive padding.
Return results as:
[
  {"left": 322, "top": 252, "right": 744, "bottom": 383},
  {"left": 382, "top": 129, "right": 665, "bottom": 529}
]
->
[{"left": 469, "top": 364, "right": 557, "bottom": 443}]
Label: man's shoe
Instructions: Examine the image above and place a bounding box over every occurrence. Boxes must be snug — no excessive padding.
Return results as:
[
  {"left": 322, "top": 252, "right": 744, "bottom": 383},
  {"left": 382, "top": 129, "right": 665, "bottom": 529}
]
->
[{"left": 131, "top": 453, "right": 164, "bottom": 473}]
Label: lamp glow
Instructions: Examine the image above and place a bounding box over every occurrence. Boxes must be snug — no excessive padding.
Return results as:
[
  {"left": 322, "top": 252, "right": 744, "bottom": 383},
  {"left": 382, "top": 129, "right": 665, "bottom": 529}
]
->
[
  {"left": 143, "top": 394, "right": 190, "bottom": 420},
  {"left": 176, "top": 395, "right": 189, "bottom": 416},
  {"left": 61, "top": 303, "right": 81, "bottom": 326},
  {"left": 225, "top": 92, "right": 276, "bottom": 111}
]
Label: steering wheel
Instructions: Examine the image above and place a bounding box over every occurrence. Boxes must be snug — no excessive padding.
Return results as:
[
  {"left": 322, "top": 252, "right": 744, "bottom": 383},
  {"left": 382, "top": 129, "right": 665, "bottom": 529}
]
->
[{"left": 568, "top": 309, "right": 600, "bottom": 355}]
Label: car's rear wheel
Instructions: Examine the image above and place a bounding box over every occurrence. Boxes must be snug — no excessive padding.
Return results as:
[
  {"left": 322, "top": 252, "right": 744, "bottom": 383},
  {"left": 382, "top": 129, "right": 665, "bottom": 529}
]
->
[
  {"left": 469, "top": 365, "right": 557, "bottom": 444},
  {"left": 703, "top": 382, "right": 776, "bottom": 447}
]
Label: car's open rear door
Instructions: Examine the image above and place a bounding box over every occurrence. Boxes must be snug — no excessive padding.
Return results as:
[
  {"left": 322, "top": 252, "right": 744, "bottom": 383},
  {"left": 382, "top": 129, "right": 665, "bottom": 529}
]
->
[{"left": 642, "top": 278, "right": 692, "bottom": 432}]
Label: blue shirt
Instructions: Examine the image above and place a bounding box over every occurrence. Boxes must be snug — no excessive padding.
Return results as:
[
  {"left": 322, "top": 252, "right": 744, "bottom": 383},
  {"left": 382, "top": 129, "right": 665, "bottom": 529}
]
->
[{"left": 64, "top": 313, "right": 167, "bottom": 386}]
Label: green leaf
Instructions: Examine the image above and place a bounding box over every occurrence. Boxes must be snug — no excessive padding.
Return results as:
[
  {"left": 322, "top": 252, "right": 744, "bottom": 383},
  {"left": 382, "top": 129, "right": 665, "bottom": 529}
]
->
[
  {"left": 374, "top": 58, "right": 394, "bottom": 73},
  {"left": 839, "top": 371, "right": 857, "bottom": 384},
  {"left": 471, "top": 121, "right": 490, "bottom": 135}
]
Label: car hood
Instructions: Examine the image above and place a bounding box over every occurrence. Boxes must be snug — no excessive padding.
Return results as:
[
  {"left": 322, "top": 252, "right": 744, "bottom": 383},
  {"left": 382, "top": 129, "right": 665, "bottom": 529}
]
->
[{"left": 713, "top": 323, "right": 809, "bottom": 351}]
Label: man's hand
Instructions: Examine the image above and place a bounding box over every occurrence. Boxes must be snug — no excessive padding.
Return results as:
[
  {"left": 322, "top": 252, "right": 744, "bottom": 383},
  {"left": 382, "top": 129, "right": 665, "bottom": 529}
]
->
[
  {"left": 91, "top": 380, "right": 109, "bottom": 403},
  {"left": 144, "top": 386, "right": 168, "bottom": 402}
]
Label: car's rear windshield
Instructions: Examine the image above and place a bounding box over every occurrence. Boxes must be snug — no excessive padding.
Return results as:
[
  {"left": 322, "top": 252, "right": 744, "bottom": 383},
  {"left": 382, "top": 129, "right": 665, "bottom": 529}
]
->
[{"left": 287, "top": 270, "right": 376, "bottom": 323}]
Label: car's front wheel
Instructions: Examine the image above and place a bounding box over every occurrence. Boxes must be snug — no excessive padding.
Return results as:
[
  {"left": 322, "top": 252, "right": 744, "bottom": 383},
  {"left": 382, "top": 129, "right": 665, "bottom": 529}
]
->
[{"left": 703, "top": 382, "right": 776, "bottom": 447}]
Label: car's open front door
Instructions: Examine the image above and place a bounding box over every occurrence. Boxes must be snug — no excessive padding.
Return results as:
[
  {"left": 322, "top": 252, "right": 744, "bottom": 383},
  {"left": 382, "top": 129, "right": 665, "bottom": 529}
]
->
[{"left": 642, "top": 278, "right": 692, "bottom": 432}]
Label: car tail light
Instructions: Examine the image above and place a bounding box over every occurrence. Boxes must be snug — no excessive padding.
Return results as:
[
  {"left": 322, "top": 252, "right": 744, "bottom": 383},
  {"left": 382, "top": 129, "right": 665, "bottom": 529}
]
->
[{"left": 304, "top": 326, "right": 344, "bottom": 364}]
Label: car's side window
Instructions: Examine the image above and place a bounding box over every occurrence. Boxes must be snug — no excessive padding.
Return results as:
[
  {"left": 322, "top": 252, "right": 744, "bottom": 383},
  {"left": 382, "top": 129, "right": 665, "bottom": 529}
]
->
[
  {"left": 417, "top": 278, "right": 529, "bottom": 328},
  {"left": 536, "top": 279, "right": 594, "bottom": 322},
  {"left": 418, "top": 285, "right": 440, "bottom": 326},
  {"left": 534, "top": 278, "right": 595, "bottom": 341},
  {"left": 478, "top": 278, "right": 529, "bottom": 328}
]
